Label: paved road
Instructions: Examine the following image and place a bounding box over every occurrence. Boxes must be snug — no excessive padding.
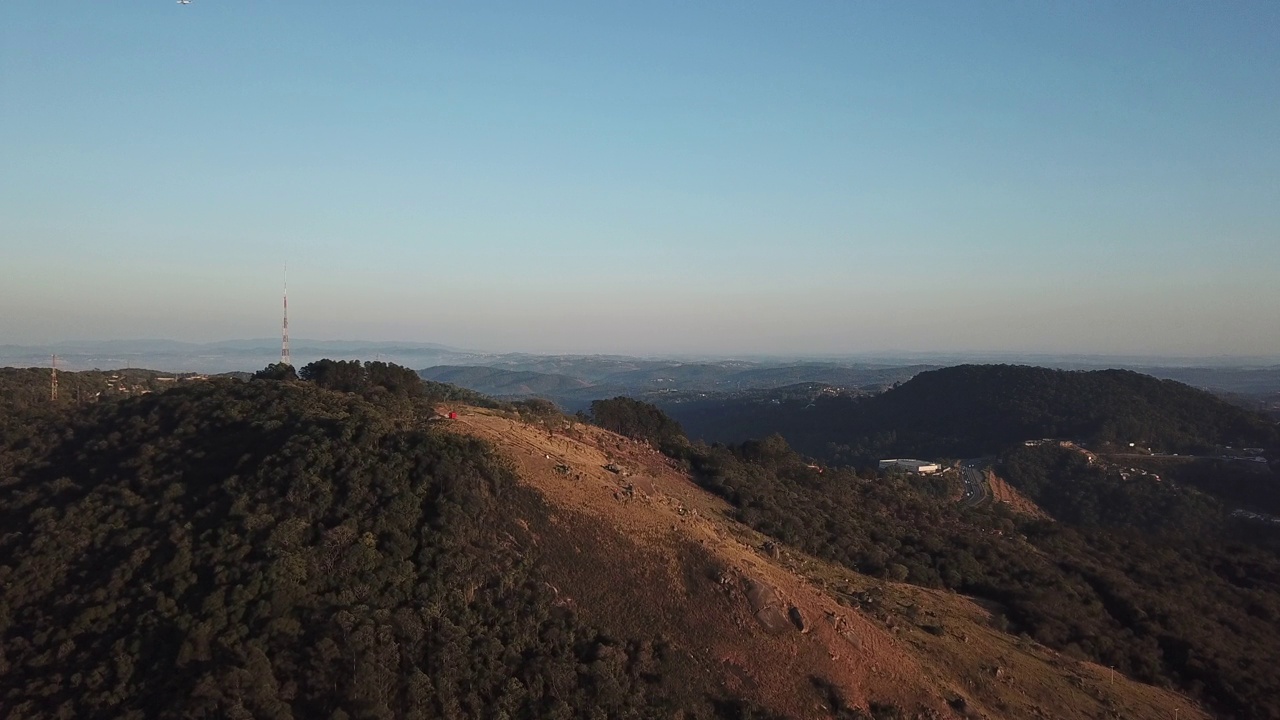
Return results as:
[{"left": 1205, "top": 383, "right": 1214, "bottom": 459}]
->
[{"left": 957, "top": 461, "right": 991, "bottom": 509}]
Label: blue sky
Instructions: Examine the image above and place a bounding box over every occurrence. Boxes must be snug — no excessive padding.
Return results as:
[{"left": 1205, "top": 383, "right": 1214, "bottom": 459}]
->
[{"left": 2, "top": 1, "right": 1277, "bottom": 357}]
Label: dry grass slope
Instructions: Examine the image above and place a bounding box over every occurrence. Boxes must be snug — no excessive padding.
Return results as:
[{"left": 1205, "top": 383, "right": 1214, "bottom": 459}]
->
[{"left": 442, "top": 405, "right": 1207, "bottom": 720}]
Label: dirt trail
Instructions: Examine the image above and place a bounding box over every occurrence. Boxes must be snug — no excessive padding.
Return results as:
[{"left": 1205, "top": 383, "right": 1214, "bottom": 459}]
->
[{"left": 442, "top": 406, "right": 1208, "bottom": 720}]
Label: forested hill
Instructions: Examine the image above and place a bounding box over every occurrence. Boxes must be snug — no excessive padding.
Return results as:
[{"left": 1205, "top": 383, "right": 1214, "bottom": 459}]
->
[
  {"left": 667, "top": 364, "right": 1280, "bottom": 462},
  {"left": 0, "top": 377, "right": 766, "bottom": 718}
]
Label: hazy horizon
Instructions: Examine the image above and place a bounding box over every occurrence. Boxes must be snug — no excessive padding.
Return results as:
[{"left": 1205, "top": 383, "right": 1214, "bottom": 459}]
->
[
  {"left": 4, "top": 336, "right": 1278, "bottom": 369},
  {"left": 3, "top": 2, "right": 1278, "bottom": 357}
]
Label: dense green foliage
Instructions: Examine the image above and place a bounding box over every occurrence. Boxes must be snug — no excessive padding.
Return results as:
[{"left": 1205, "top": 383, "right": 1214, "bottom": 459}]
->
[
  {"left": 668, "top": 364, "right": 1280, "bottom": 463},
  {"left": 586, "top": 396, "right": 686, "bottom": 450},
  {"left": 246, "top": 360, "right": 502, "bottom": 410},
  {"left": 587, "top": 398, "right": 1280, "bottom": 719},
  {"left": 252, "top": 362, "right": 300, "bottom": 382},
  {"left": 999, "top": 446, "right": 1224, "bottom": 533},
  {"left": 298, "top": 359, "right": 424, "bottom": 397},
  {"left": 0, "top": 375, "right": 756, "bottom": 719},
  {"left": 1167, "top": 459, "right": 1280, "bottom": 515}
]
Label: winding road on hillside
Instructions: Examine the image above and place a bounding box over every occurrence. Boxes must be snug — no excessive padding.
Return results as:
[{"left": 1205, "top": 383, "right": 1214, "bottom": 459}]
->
[{"left": 958, "top": 461, "right": 991, "bottom": 509}]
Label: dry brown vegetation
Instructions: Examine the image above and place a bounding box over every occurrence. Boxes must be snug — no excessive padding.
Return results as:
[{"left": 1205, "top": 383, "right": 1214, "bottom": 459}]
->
[
  {"left": 444, "top": 405, "right": 1207, "bottom": 720},
  {"left": 984, "top": 468, "right": 1052, "bottom": 521}
]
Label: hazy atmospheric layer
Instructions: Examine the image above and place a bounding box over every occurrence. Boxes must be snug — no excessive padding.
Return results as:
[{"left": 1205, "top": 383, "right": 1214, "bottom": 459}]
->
[{"left": 2, "top": 2, "right": 1277, "bottom": 357}]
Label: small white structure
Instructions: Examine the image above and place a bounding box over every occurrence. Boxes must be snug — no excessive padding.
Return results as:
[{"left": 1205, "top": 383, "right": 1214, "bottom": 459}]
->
[{"left": 879, "top": 458, "right": 940, "bottom": 474}]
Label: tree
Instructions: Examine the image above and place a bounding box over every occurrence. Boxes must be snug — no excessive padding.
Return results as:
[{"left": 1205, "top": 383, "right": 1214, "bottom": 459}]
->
[
  {"left": 298, "top": 360, "right": 424, "bottom": 398},
  {"left": 587, "top": 397, "right": 685, "bottom": 449},
  {"left": 299, "top": 359, "right": 365, "bottom": 392},
  {"left": 252, "top": 363, "right": 299, "bottom": 382}
]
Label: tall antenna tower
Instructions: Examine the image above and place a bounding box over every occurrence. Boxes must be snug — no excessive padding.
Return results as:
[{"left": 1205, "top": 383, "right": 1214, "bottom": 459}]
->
[
  {"left": 281, "top": 266, "right": 291, "bottom": 366},
  {"left": 50, "top": 354, "right": 59, "bottom": 401}
]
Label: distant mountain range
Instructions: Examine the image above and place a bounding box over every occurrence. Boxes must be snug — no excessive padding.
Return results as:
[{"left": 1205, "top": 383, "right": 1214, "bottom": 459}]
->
[
  {"left": 418, "top": 362, "right": 940, "bottom": 410},
  {"left": 3, "top": 340, "right": 1278, "bottom": 406},
  {"left": 664, "top": 364, "right": 1280, "bottom": 462},
  {"left": 424, "top": 358, "right": 1280, "bottom": 413},
  {"left": 419, "top": 366, "right": 593, "bottom": 396}
]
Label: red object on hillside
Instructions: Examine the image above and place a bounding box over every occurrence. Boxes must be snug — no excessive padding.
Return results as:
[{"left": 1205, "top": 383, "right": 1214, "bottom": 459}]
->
[{"left": 448, "top": 412, "right": 457, "bottom": 419}]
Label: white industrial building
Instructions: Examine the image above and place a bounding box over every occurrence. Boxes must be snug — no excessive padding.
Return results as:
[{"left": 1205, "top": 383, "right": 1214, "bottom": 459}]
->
[{"left": 878, "top": 458, "right": 941, "bottom": 474}]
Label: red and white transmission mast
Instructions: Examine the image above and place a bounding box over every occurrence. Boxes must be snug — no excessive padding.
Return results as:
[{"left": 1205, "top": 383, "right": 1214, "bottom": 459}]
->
[{"left": 281, "top": 267, "right": 291, "bottom": 366}]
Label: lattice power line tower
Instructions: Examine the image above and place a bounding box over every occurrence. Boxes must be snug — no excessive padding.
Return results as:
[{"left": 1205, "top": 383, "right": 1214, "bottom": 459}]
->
[
  {"left": 50, "top": 354, "right": 58, "bottom": 401},
  {"left": 281, "top": 267, "right": 292, "bottom": 366}
]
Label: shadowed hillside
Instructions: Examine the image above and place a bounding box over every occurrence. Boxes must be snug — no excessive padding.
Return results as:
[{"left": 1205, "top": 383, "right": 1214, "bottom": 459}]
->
[
  {"left": 667, "top": 364, "right": 1280, "bottom": 463},
  {"left": 584, "top": 394, "right": 1280, "bottom": 719}
]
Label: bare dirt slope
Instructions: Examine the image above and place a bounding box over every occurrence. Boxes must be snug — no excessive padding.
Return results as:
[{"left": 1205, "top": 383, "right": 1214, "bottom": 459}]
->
[
  {"left": 985, "top": 468, "right": 1053, "bottom": 521},
  {"left": 443, "top": 406, "right": 1205, "bottom": 720}
]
